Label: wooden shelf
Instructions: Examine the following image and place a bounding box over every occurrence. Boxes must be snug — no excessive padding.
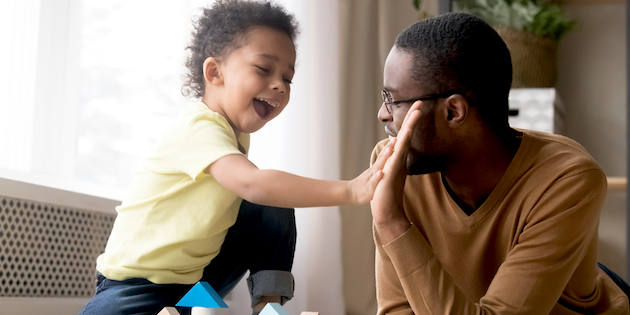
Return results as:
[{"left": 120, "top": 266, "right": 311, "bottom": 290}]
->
[{"left": 607, "top": 177, "right": 627, "bottom": 192}]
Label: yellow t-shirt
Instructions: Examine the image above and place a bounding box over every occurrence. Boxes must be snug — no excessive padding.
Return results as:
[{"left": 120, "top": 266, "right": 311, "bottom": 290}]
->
[{"left": 96, "top": 100, "right": 249, "bottom": 284}]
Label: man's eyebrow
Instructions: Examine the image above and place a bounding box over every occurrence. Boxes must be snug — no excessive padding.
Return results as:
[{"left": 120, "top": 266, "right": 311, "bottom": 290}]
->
[{"left": 258, "top": 53, "right": 295, "bottom": 71}]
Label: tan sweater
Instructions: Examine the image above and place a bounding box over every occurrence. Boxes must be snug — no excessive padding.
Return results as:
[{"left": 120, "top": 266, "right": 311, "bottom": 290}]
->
[{"left": 371, "top": 130, "right": 628, "bottom": 315}]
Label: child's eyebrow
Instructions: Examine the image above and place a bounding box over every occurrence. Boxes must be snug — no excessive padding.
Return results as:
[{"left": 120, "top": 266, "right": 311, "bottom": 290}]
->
[{"left": 258, "top": 53, "right": 295, "bottom": 72}]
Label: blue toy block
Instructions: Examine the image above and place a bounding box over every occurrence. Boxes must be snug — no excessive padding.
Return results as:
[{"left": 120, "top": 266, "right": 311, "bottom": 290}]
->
[
  {"left": 176, "top": 281, "right": 228, "bottom": 308},
  {"left": 259, "top": 302, "right": 290, "bottom": 315}
]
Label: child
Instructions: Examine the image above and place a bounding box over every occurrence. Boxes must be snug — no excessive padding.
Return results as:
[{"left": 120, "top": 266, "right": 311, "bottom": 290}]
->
[{"left": 78, "top": 1, "right": 393, "bottom": 315}]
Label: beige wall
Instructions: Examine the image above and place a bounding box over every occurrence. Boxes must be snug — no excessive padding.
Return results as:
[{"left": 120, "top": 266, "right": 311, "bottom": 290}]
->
[
  {"left": 556, "top": 3, "right": 627, "bottom": 279},
  {"left": 338, "top": 2, "right": 427, "bottom": 315}
]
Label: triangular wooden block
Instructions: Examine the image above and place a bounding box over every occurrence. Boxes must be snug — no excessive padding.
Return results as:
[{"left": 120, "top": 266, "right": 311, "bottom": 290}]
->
[
  {"left": 259, "top": 302, "right": 290, "bottom": 315},
  {"left": 176, "top": 281, "right": 228, "bottom": 308},
  {"left": 300, "top": 312, "right": 320, "bottom": 315},
  {"left": 157, "top": 307, "right": 181, "bottom": 315}
]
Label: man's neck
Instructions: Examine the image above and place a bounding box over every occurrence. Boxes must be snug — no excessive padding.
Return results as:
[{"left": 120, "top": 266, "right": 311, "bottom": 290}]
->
[{"left": 442, "top": 128, "right": 521, "bottom": 213}]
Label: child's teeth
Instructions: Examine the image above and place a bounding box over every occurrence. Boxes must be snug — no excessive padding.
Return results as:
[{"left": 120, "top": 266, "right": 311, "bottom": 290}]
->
[{"left": 257, "top": 98, "right": 278, "bottom": 107}]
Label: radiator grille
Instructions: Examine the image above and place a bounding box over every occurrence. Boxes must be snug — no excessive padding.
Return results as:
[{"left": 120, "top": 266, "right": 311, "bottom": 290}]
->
[{"left": 0, "top": 196, "right": 115, "bottom": 297}]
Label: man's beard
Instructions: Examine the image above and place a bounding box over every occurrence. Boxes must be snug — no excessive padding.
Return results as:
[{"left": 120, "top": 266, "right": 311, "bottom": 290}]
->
[
  {"left": 405, "top": 107, "right": 443, "bottom": 175},
  {"left": 406, "top": 150, "right": 444, "bottom": 175}
]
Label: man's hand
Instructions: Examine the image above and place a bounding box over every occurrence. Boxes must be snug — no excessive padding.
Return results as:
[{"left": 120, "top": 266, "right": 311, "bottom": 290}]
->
[{"left": 371, "top": 101, "right": 422, "bottom": 243}]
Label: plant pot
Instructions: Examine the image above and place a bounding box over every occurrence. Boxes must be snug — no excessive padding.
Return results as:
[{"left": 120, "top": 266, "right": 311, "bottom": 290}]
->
[{"left": 495, "top": 27, "right": 558, "bottom": 88}]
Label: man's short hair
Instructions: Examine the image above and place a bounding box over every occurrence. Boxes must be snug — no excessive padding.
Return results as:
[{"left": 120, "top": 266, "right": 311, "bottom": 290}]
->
[{"left": 395, "top": 12, "right": 512, "bottom": 132}]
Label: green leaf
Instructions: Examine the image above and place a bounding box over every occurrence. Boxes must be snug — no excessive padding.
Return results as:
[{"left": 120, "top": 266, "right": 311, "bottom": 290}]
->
[
  {"left": 413, "top": 0, "right": 420, "bottom": 10},
  {"left": 447, "top": 0, "right": 576, "bottom": 40}
]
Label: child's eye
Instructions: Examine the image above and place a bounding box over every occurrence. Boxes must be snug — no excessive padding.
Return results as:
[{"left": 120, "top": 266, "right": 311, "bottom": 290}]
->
[
  {"left": 283, "top": 78, "right": 292, "bottom": 84},
  {"left": 256, "top": 66, "right": 270, "bottom": 73}
]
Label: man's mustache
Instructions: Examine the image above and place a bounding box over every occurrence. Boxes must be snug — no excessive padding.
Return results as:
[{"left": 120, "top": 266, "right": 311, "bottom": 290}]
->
[{"left": 385, "top": 123, "right": 398, "bottom": 138}]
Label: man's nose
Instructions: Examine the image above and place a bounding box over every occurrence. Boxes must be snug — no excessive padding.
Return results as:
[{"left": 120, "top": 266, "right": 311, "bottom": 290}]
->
[{"left": 377, "top": 103, "right": 392, "bottom": 122}]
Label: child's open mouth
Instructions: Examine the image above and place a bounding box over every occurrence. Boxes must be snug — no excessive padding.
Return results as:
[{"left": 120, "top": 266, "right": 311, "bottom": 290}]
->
[{"left": 253, "top": 98, "right": 279, "bottom": 119}]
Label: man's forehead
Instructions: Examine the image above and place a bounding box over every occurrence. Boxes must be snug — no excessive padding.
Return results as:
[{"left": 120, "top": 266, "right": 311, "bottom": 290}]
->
[{"left": 383, "top": 47, "right": 417, "bottom": 92}]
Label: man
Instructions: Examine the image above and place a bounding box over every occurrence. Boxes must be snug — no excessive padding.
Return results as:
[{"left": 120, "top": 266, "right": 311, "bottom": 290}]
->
[{"left": 370, "top": 12, "right": 629, "bottom": 314}]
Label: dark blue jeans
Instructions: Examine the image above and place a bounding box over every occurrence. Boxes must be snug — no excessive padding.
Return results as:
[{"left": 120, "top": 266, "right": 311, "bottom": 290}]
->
[{"left": 78, "top": 200, "right": 297, "bottom": 315}]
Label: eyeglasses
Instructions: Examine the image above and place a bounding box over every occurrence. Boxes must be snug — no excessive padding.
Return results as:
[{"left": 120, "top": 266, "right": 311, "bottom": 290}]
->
[{"left": 381, "top": 90, "right": 460, "bottom": 114}]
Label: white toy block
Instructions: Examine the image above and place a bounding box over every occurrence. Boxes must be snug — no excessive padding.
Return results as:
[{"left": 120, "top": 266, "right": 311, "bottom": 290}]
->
[
  {"left": 259, "top": 302, "right": 290, "bottom": 315},
  {"left": 157, "top": 307, "right": 181, "bottom": 315},
  {"left": 191, "top": 307, "right": 216, "bottom": 315}
]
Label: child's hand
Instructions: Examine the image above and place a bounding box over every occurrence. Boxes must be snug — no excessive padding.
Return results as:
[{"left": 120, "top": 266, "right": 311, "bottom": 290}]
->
[{"left": 348, "top": 138, "right": 396, "bottom": 205}]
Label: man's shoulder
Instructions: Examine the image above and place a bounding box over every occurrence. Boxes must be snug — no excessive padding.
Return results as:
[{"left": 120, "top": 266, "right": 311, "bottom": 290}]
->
[
  {"left": 514, "top": 130, "right": 606, "bottom": 199},
  {"left": 371, "top": 138, "right": 391, "bottom": 165},
  {"left": 521, "top": 129, "right": 601, "bottom": 171},
  {"left": 523, "top": 130, "right": 588, "bottom": 152}
]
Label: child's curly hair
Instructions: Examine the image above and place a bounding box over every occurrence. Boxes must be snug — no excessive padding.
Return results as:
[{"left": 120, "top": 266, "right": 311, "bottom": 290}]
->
[{"left": 182, "top": 0, "right": 299, "bottom": 98}]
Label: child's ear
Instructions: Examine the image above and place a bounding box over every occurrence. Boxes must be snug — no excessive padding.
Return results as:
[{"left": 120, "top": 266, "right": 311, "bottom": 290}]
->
[{"left": 203, "top": 57, "right": 223, "bottom": 86}]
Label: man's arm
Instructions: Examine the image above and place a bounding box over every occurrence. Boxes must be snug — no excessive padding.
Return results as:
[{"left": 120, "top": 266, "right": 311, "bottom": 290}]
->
[
  {"left": 373, "top": 222, "right": 414, "bottom": 315},
  {"left": 374, "top": 222, "right": 485, "bottom": 314},
  {"left": 371, "top": 101, "right": 425, "bottom": 314},
  {"left": 375, "top": 170, "right": 606, "bottom": 314},
  {"left": 371, "top": 101, "right": 420, "bottom": 243}
]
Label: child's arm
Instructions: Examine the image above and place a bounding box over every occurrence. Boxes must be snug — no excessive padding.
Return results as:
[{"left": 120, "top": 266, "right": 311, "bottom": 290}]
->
[{"left": 207, "top": 140, "right": 395, "bottom": 208}]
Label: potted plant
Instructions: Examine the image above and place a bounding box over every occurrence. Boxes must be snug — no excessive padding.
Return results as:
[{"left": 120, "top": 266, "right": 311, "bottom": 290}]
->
[{"left": 413, "top": 0, "right": 577, "bottom": 88}]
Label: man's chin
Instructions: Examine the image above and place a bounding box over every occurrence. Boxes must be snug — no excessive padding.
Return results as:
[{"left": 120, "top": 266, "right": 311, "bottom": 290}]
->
[
  {"left": 407, "top": 165, "right": 430, "bottom": 176},
  {"left": 406, "top": 155, "right": 441, "bottom": 175}
]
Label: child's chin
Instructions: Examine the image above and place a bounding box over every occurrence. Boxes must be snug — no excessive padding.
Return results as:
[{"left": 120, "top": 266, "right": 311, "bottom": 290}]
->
[{"left": 245, "top": 123, "right": 266, "bottom": 134}]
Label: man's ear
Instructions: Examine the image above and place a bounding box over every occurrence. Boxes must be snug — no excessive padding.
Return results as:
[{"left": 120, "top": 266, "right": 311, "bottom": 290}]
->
[
  {"left": 444, "top": 94, "right": 469, "bottom": 128},
  {"left": 203, "top": 57, "right": 223, "bottom": 86}
]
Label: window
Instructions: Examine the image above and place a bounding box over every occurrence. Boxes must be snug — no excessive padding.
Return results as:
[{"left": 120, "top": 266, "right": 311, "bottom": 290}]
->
[{"left": 1, "top": 0, "right": 210, "bottom": 199}]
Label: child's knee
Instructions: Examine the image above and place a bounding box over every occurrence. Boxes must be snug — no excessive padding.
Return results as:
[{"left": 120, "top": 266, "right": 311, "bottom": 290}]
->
[
  {"left": 247, "top": 270, "right": 294, "bottom": 308},
  {"left": 260, "top": 207, "right": 296, "bottom": 239}
]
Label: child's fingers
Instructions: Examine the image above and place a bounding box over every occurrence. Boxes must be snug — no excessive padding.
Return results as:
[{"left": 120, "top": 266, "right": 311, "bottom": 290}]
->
[{"left": 372, "top": 138, "right": 396, "bottom": 171}]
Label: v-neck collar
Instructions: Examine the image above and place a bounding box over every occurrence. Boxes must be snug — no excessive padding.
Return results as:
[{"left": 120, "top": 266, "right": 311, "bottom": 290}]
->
[
  {"left": 441, "top": 173, "right": 478, "bottom": 216},
  {"left": 441, "top": 130, "right": 531, "bottom": 227}
]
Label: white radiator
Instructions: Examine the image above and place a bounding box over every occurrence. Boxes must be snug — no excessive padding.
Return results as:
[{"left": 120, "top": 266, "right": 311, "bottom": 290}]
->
[{"left": 0, "top": 177, "right": 118, "bottom": 315}]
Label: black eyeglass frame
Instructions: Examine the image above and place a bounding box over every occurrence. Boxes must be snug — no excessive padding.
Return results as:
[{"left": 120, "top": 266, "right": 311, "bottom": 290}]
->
[{"left": 381, "top": 90, "right": 461, "bottom": 114}]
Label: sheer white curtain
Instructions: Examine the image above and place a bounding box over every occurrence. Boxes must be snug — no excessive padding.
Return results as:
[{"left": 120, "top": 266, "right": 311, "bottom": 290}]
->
[
  {"left": 1, "top": 0, "right": 345, "bottom": 314},
  {"left": 241, "top": 0, "right": 346, "bottom": 313}
]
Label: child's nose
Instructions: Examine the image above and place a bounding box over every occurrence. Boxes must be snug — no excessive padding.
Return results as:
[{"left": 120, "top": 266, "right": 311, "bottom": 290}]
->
[{"left": 271, "top": 77, "right": 287, "bottom": 94}]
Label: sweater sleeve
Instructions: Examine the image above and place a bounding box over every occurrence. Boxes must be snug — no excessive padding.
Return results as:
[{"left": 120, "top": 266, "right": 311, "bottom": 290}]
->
[
  {"left": 374, "top": 223, "right": 416, "bottom": 315},
  {"left": 375, "top": 169, "right": 609, "bottom": 315},
  {"left": 375, "top": 224, "right": 482, "bottom": 314}
]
